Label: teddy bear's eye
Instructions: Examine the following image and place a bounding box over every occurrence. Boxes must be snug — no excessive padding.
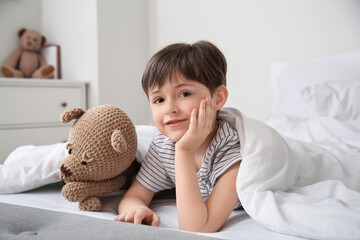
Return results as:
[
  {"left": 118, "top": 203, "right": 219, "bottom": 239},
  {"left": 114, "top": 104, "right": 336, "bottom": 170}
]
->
[
  {"left": 68, "top": 149, "right": 72, "bottom": 154},
  {"left": 34, "top": 38, "right": 37, "bottom": 42},
  {"left": 81, "top": 161, "right": 88, "bottom": 166}
]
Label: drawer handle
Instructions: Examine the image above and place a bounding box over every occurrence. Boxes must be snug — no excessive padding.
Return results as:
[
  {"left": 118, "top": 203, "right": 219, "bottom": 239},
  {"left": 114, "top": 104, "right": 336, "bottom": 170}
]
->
[{"left": 61, "top": 102, "right": 68, "bottom": 108}]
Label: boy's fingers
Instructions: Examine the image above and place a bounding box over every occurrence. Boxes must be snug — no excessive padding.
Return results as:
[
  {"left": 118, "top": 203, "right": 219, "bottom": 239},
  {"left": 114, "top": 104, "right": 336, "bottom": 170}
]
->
[
  {"left": 116, "top": 209, "right": 160, "bottom": 227},
  {"left": 206, "top": 99, "right": 214, "bottom": 130},
  {"left": 124, "top": 213, "right": 135, "bottom": 223},
  {"left": 198, "top": 98, "right": 207, "bottom": 129},
  {"left": 151, "top": 213, "right": 161, "bottom": 227},
  {"left": 115, "top": 213, "right": 126, "bottom": 222},
  {"left": 189, "top": 108, "right": 197, "bottom": 131},
  {"left": 134, "top": 211, "right": 145, "bottom": 224}
]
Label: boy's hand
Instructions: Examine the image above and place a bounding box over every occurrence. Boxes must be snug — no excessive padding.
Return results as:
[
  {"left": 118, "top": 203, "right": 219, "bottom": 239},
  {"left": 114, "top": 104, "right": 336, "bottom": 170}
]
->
[
  {"left": 176, "top": 97, "right": 215, "bottom": 153},
  {"left": 114, "top": 206, "right": 160, "bottom": 227}
]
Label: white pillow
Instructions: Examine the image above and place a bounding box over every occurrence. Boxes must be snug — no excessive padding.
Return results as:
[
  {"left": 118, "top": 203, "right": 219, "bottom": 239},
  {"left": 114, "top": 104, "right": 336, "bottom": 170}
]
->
[
  {"left": 0, "top": 143, "right": 67, "bottom": 194},
  {"left": 271, "top": 50, "right": 360, "bottom": 119},
  {"left": 301, "top": 81, "right": 360, "bottom": 121},
  {"left": 135, "top": 125, "right": 155, "bottom": 164}
]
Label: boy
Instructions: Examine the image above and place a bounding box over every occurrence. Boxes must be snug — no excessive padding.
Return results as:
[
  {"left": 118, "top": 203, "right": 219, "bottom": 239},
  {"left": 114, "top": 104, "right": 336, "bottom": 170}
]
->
[{"left": 114, "top": 41, "right": 241, "bottom": 232}]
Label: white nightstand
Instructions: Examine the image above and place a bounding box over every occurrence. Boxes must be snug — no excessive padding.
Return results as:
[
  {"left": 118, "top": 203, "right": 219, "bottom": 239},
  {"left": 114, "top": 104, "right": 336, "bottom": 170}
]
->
[{"left": 0, "top": 78, "right": 88, "bottom": 163}]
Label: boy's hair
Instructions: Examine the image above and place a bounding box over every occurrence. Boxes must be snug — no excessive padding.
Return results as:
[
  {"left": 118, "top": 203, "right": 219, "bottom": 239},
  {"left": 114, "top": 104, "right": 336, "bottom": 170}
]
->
[{"left": 142, "top": 41, "right": 227, "bottom": 96}]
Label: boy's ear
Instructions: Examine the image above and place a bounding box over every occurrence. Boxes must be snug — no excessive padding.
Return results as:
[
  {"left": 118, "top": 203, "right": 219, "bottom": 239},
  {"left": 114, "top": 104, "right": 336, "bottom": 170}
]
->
[{"left": 214, "top": 85, "right": 228, "bottom": 110}]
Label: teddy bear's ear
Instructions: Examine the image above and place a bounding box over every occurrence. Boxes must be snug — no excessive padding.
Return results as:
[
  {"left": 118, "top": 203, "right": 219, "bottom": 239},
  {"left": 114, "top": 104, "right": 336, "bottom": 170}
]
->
[
  {"left": 41, "top": 36, "right": 47, "bottom": 47},
  {"left": 18, "top": 28, "right": 26, "bottom": 37},
  {"left": 111, "top": 130, "right": 128, "bottom": 153},
  {"left": 60, "top": 108, "right": 85, "bottom": 123}
]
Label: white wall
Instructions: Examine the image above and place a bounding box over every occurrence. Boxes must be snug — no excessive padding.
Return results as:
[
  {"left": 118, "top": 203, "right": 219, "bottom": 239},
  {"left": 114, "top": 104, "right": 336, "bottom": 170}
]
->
[
  {"left": 41, "top": 0, "right": 99, "bottom": 109},
  {"left": 148, "top": 0, "right": 360, "bottom": 120},
  {"left": 97, "top": 0, "right": 150, "bottom": 124}
]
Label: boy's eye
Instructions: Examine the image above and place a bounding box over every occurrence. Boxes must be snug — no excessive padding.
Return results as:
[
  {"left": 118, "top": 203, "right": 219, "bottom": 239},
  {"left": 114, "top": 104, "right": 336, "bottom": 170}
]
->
[
  {"left": 180, "top": 92, "right": 191, "bottom": 97},
  {"left": 153, "top": 98, "right": 164, "bottom": 104}
]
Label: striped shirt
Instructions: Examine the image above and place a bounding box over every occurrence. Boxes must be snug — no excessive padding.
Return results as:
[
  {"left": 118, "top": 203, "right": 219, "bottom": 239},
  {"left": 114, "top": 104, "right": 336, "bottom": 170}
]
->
[{"left": 136, "top": 119, "right": 242, "bottom": 202}]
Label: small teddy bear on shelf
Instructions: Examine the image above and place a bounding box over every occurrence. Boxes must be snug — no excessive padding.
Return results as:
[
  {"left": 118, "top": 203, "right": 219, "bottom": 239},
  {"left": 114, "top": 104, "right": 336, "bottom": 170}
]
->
[
  {"left": 1, "top": 28, "right": 55, "bottom": 79},
  {"left": 59, "top": 105, "right": 140, "bottom": 212}
]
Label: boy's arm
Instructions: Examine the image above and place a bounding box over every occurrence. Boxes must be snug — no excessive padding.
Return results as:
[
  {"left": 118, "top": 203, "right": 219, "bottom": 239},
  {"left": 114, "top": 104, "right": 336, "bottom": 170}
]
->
[
  {"left": 175, "top": 98, "right": 240, "bottom": 232},
  {"left": 115, "top": 180, "right": 160, "bottom": 226},
  {"left": 175, "top": 149, "right": 240, "bottom": 232}
]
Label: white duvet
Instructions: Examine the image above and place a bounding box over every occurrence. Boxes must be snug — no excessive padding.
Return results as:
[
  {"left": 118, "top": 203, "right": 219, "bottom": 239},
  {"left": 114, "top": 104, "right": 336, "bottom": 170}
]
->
[{"left": 218, "top": 108, "right": 360, "bottom": 240}]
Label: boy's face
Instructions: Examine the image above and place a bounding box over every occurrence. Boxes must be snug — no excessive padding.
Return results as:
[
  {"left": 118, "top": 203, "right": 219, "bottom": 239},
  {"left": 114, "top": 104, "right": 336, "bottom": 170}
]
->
[{"left": 148, "top": 74, "right": 217, "bottom": 142}]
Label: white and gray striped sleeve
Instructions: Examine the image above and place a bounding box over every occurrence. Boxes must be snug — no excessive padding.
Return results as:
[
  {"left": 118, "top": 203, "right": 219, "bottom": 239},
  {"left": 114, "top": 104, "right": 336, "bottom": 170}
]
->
[
  {"left": 136, "top": 139, "right": 175, "bottom": 193},
  {"left": 211, "top": 121, "right": 242, "bottom": 185}
]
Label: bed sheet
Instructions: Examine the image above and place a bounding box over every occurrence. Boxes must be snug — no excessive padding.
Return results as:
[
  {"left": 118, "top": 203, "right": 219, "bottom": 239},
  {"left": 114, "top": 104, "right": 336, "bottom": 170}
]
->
[{"left": 0, "top": 182, "right": 304, "bottom": 240}]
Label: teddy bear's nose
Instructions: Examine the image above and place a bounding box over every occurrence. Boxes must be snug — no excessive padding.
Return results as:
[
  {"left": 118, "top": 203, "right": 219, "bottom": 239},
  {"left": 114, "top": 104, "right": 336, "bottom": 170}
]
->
[
  {"left": 60, "top": 164, "right": 72, "bottom": 178},
  {"left": 27, "top": 41, "right": 32, "bottom": 46}
]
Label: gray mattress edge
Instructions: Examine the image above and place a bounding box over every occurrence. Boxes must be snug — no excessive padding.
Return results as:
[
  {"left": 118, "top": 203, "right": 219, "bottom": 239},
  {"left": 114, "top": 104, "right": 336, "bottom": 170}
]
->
[{"left": 0, "top": 202, "right": 221, "bottom": 240}]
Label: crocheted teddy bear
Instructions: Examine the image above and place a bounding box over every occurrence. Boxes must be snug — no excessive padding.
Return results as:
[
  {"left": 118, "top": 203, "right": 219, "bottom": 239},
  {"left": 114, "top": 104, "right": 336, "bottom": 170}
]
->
[{"left": 59, "top": 105, "right": 140, "bottom": 211}]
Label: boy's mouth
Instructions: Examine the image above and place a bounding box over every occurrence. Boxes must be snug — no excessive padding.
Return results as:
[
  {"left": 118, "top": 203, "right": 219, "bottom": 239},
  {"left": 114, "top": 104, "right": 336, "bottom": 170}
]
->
[{"left": 165, "top": 119, "right": 187, "bottom": 126}]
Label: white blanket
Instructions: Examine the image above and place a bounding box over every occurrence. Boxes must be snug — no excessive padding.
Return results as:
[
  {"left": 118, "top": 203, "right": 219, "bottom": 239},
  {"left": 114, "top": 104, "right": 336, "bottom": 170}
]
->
[{"left": 219, "top": 108, "right": 360, "bottom": 240}]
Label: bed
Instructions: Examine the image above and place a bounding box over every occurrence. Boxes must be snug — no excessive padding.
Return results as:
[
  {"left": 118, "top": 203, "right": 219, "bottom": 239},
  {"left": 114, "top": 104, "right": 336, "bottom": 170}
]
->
[{"left": 1, "top": 50, "right": 360, "bottom": 240}]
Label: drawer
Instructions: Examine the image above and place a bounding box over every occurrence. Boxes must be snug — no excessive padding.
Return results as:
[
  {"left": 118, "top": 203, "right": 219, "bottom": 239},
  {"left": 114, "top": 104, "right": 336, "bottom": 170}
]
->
[
  {"left": 0, "top": 85, "right": 84, "bottom": 126},
  {"left": 0, "top": 126, "right": 70, "bottom": 164}
]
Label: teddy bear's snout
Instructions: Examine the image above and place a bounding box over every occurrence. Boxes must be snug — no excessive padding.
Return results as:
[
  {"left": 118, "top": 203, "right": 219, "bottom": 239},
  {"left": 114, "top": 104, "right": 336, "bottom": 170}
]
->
[{"left": 60, "top": 164, "right": 72, "bottom": 179}]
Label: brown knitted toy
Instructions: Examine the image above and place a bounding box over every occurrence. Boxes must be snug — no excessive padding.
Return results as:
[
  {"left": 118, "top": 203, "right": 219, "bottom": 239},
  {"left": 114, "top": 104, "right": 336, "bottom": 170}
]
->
[{"left": 59, "top": 105, "right": 140, "bottom": 212}]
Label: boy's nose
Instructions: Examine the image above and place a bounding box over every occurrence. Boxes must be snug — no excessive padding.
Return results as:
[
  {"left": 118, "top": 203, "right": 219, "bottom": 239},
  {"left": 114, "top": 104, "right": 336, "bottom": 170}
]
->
[
  {"left": 168, "top": 106, "right": 179, "bottom": 114},
  {"left": 171, "top": 107, "right": 178, "bottom": 114},
  {"left": 166, "top": 101, "right": 179, "bottom": 115}
]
